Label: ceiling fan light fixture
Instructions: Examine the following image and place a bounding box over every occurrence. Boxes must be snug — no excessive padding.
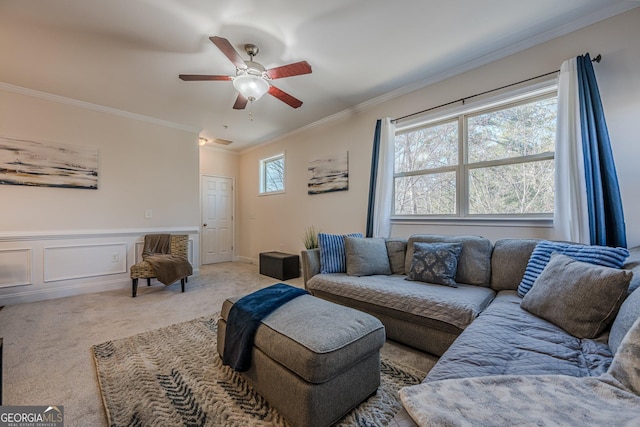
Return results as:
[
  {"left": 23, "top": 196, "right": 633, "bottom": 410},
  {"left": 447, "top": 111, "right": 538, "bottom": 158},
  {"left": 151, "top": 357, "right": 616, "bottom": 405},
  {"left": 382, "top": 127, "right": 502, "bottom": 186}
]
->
[{"left": 232, "top": 73, "right": 269, "bottom": 101}]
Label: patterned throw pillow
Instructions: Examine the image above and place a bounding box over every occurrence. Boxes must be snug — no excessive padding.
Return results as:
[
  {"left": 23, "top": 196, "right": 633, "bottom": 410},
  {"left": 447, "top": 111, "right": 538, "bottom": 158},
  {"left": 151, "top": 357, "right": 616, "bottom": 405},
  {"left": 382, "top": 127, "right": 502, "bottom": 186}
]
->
[
  {"left": 406, "top": 242, "right": 462, "bottom": 287},
  {"left": 517, "top": 241, "right": 629, "bottom": 297},
  {"left": 318, "top": 232, "right": 363, "bottom": 274}
]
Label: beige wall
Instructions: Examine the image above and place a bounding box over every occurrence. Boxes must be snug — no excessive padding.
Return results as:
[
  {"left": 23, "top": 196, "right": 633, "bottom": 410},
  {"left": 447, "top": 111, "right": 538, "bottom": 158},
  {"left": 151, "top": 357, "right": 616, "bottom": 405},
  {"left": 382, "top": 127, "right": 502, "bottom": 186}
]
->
[
  {"left": 199, "top": 145, "right": 240, "bottom": 179},
  {"left": 237, "top": 8, "right": 640, "bottom": 262},
  {"left": 0, "top": 89, "right": 200, "bottom": 231}
]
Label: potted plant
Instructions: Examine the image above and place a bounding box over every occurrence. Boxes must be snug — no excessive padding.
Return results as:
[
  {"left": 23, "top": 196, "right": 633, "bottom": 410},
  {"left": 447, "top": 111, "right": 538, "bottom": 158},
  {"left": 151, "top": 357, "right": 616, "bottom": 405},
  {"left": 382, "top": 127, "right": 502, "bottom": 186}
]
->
[{"left": 302, "top": 226, "right": 319, "bottom": 250}]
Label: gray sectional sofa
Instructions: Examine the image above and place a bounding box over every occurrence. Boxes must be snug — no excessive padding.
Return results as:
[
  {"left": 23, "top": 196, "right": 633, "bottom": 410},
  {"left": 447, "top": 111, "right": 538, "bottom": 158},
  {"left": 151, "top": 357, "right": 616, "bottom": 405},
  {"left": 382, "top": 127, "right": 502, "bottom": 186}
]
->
[
  {"left": 302, "top": 235, "right": 542, "bottom": 356},
  {"left": 301, "top": 234, "right": 640, "bottom": 425}
]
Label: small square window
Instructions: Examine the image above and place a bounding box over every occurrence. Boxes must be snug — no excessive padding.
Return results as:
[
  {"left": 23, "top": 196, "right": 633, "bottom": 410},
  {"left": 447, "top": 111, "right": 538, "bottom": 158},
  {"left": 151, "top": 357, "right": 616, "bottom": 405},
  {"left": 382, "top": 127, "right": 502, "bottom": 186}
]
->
[{"left": 260, "top": 153, "right": 285, "bottom": 194}]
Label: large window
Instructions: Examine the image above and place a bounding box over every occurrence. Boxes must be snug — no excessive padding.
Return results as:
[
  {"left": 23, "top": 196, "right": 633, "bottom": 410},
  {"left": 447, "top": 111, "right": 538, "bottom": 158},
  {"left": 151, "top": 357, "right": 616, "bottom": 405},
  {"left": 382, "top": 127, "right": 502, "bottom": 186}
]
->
[
  {"left": 394, "top": 89, "right": 557, "bottom": 218},
  {"left": 259, "top": 153, "right": 285, "bottom": 194}
]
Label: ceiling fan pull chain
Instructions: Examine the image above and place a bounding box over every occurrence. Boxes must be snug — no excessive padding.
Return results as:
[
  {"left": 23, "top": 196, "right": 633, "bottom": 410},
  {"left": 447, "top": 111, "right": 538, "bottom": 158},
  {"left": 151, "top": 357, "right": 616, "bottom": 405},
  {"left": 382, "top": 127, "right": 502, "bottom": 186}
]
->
[{"left": 249, "top": 101, "right": 255, "bottom": 121}]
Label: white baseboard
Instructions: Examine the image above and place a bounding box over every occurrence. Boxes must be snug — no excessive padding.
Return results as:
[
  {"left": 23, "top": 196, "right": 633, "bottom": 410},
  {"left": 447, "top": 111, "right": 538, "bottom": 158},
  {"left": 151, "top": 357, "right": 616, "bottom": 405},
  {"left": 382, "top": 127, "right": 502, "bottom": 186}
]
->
[
  {"left": 0, "top": 269, "right": 201, "bottom": 306},
  {"left": 0, "top": 277, "right": 130, "bottom": 305}
]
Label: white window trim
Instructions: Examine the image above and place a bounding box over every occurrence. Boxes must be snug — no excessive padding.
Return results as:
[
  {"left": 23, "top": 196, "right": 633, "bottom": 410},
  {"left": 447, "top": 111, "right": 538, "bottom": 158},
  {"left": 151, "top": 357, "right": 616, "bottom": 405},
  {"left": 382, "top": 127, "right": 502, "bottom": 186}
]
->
[
  {"left": 395, "top": 78, "right": 558, "bottom": 132},
  {"left": 259, "top": 152, "right": 286, "bottom": 196},
  {"left": 391, "top": 78, "right": 558, "bottom": 224}
]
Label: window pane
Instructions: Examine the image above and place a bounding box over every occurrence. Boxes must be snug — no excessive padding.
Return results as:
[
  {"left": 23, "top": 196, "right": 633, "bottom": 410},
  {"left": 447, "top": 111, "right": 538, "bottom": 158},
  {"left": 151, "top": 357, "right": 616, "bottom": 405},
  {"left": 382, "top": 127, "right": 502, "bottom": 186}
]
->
[
  {"left": 468, "top": 97, "right": 557, "bottom": 163},
  {"left": 264, "top": 157, "right": 284, "bottom": 192},
  {"left": 395, "top": 121, "right": 458, "bottom": 173},
  {"left": 394, "top": 172, "right": 456, "bottom": 215},
  {"left": 468, "top": 160, "right": 554, "bottom": 214}
]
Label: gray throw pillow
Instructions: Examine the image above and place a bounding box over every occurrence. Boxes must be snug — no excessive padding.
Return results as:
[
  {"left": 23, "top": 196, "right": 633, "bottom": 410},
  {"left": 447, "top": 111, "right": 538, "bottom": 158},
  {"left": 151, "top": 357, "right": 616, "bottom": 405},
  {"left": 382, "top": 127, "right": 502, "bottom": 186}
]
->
[
  {"left": 405, "top": 242, "right": 462, "bottom": 287},
  {"left": 385, "top": 239, "right": 407, "bottom": 275},
  {"left": 521, "top": 253, "right": 632, "bottom": 339},
  {"left": 344, "top": 236, "right": 391, "bottom": 277}
]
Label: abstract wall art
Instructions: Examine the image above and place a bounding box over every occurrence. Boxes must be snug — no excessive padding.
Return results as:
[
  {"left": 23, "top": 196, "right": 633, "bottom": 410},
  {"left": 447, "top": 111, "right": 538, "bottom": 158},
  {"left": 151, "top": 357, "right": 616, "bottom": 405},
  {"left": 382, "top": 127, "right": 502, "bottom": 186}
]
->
[
  {"left": 0, "top": 136, "right": 98, "bottom": 189},
  {"left": 308, "top": 151, "right": 349, "bottom": 195}
]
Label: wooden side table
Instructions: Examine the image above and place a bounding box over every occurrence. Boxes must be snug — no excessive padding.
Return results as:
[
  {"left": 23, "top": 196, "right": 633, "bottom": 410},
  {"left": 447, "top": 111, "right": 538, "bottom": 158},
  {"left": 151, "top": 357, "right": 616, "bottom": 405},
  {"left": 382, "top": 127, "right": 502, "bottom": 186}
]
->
[{"left": 259, "top": 252, "right": 300, "bottom": 281}]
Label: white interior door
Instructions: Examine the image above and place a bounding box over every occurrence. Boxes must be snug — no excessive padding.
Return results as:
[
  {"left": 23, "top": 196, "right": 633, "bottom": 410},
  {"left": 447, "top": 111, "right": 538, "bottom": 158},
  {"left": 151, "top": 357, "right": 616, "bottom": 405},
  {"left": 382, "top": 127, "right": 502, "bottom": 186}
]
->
[{"left": 201, "top": 175, "right": 233, "bottom": 264}]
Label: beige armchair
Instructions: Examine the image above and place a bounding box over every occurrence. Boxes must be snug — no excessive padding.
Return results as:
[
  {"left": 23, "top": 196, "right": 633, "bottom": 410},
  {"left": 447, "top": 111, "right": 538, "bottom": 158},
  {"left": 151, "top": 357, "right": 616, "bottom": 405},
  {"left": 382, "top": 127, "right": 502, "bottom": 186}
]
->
[{"left": 130, "top": 234, "right": 192, "bottom": 297}]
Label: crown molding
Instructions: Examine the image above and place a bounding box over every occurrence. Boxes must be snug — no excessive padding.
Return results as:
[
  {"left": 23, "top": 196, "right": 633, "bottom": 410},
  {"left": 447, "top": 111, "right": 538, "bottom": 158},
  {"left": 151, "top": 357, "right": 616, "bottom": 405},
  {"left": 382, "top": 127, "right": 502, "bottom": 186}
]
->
[
  {"left": 0, "top": 82, "right": 201, "bottom": 134},
  {"left": 244, "top": 2, "right": 639, "bottom": 154}
]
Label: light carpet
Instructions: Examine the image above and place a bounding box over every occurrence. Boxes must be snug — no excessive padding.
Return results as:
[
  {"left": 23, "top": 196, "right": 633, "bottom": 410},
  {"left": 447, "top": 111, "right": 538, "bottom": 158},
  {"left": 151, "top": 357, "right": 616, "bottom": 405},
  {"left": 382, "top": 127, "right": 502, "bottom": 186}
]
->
[{"left": 92, "top": 313, "right": 424, "bottom": 427}]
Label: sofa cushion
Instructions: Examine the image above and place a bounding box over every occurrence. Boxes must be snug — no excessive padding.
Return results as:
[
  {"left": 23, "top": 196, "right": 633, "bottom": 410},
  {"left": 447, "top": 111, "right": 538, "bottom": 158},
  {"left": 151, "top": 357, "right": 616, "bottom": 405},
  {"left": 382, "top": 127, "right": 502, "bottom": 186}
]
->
[
  {"left": 609, "top": 285, "right": 640, "bottom": 354},
  {"left": 385, "top": 238, "right": 407, "bottom": 275},
  {"left": 490, "top": 239, "right": 540, "bottom": 291},
  {"left": 517, "top": 241, "right": 629, "bottom": 297},
  {"left": 406, "top": 242, "right": 462, "bottom": 287},
  {"left": 405, "top": 235, "right": 492, "bottom": 287},
  {"left": 344, "top": 236, "right": 391, "bottom": 276},
  {"left": 426, "top": 291, "right": 613, "bottom": 382},
  {"left": 521, "top": 253, "right": 631, "bottom": 339},
  {"left": 307, "top": 273, "right": 495, "bottom": 331},
  {"left": 318, "top": 232, "right": 363, "bottom": 274}
]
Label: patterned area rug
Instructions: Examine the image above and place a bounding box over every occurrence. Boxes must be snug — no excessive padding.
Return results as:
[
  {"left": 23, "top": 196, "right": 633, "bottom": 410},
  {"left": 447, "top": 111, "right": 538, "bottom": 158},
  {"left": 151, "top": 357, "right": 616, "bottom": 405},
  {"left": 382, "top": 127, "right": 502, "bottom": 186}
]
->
[{"left": 92, "top": 314, "right": 424, "bottom": 427}]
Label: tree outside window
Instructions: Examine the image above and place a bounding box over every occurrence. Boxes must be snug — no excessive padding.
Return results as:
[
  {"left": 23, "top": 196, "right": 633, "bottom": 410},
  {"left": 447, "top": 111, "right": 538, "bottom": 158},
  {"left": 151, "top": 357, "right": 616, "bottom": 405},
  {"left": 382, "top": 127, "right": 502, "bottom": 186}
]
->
[
  {"left": 260, "top": 154, "right": 285, "bottom": 194},
  {"left": 393, "top": 91, "right": 557, "bottom": 218}
]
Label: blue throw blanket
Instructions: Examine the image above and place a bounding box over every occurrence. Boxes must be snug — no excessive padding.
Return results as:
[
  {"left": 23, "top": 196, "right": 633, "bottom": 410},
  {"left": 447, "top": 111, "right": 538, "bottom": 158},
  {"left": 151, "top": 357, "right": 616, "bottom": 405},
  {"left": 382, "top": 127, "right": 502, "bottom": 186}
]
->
[{"left": 223, "top": 283, "right": 308, "bottom": 371}]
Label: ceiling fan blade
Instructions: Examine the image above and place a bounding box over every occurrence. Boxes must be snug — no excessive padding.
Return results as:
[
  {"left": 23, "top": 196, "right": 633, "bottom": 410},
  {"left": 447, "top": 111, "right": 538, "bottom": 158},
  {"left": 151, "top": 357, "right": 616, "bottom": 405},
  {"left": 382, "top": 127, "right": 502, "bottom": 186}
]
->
[
  {"left": 210, "top": 36, "right": 246, "bottom": 68},
  {"left": 179, "top": 74, "right": 232, "bottom": 81},
  {"left": 233, "top": 94, "right": 248, "bottom": 110},
  {"left": 268, "top": 85, "right": 303, "bottom": 109},
  {"left": 266, "top": 61, "right": 312, "bottom": 79}
]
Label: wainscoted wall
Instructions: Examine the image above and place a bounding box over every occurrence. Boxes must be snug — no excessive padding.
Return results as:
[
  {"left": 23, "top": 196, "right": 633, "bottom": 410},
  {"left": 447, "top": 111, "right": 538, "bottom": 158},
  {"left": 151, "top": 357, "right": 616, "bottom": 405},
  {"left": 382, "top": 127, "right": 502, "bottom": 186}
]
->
[{"left": 0, "top": 228, "right": 199, "bottom": 306}]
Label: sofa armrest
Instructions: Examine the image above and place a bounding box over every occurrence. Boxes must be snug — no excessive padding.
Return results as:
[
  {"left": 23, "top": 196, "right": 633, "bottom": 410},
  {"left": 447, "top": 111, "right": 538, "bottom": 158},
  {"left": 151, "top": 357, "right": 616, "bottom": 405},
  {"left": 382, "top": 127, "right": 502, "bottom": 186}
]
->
[{"left": 301, "top": 249, "right": 320, "bottom": 288}]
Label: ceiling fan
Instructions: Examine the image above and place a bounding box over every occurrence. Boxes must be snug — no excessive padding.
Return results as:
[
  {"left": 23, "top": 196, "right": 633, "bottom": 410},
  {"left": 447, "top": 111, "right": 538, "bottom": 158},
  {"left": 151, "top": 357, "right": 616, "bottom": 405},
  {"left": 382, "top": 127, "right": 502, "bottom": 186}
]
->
[{"left": 179, "top": 36, "right": 312, "bottom": 110}]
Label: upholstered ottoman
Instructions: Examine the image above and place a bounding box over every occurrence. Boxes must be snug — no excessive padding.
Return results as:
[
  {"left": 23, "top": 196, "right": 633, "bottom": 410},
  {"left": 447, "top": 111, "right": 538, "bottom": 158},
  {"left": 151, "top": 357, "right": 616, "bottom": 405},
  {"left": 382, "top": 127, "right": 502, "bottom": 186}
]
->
[{"left": 218, "top": 293, "right": 386, "bottom": 427}]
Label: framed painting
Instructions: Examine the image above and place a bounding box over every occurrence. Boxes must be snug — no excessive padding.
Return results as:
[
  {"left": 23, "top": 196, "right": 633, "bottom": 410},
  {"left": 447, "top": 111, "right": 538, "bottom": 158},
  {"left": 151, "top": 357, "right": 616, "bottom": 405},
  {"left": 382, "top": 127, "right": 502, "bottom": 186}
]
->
[
  {"left": 0, "top": 136, "right": 98, "bottom": 189},
  {"left": 308, "top": 152, "right": 349, "bottom": 195}
]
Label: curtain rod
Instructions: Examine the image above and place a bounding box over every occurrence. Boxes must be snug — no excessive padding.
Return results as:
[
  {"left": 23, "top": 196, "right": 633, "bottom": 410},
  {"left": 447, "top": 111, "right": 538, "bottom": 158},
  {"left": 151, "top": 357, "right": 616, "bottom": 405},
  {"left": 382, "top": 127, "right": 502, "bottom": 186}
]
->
[{"left": 392, "top": 53, "right": 602, "bottom": 124}]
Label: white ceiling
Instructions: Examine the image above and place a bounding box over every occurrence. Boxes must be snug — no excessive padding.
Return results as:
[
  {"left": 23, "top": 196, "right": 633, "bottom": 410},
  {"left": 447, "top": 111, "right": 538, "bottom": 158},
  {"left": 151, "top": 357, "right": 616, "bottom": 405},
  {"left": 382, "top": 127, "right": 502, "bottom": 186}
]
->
[{"left": 1, "top": 0, "right": 638, "bottom": 151}]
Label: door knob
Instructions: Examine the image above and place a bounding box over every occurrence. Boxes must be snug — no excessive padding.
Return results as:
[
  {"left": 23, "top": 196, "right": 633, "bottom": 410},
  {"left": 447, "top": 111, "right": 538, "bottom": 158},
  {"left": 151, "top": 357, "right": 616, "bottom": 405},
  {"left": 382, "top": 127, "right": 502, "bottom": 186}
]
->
[{"left": 203, "top": 224, "right": 207, "bottom": 227}]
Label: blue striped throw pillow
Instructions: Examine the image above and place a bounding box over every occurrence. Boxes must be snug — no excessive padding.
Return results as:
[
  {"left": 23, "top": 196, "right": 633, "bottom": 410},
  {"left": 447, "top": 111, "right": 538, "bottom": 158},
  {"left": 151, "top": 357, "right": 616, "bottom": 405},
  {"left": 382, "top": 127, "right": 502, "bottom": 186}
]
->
[
  {"left": 517, "top": 241, "right": 630, "bottom": 297},
  {"left": 319, "top": 233, "right": 363, "bottom": 274}
]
